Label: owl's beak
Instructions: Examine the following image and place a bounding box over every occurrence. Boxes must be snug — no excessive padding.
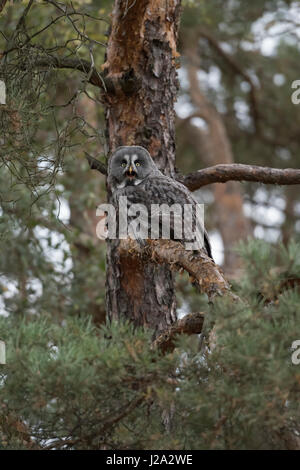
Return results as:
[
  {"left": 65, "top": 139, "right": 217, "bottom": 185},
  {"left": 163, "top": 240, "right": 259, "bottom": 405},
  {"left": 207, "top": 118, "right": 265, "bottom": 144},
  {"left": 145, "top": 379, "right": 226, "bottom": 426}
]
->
[{"left": 125, "top": 165, "right": 136, "bottom": 178}]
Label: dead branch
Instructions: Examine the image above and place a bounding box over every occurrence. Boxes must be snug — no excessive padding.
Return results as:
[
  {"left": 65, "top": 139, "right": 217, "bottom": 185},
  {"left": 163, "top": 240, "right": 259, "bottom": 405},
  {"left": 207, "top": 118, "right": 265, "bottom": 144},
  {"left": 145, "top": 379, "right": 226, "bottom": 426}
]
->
[
  {"left": 33, "top": 56, "right": 107, "bottom": 90},
  {"left": 32, "top": 55, "right": 141, "bottom": 95},
  {"left": 119, "top": 238, "right": 236, "bottom": 301},
  {"left": 119, "top": 238, "right": 240, "bottom": 351},
  {"left": 153, "top": 311, "right": 205, "bottom": 353},
  {"left": 84, "top": 152, "right": 107, "bottom": 174},
  {"left": 180, "top": 163, "right": 300, "bottom": 191}
]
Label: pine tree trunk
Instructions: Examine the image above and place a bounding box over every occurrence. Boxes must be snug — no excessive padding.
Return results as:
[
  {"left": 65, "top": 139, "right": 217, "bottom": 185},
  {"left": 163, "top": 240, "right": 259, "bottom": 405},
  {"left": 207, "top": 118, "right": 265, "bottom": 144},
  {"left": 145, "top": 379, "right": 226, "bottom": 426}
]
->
[{"left": 102, "top": 0, "right": 181, "bottom": 334}]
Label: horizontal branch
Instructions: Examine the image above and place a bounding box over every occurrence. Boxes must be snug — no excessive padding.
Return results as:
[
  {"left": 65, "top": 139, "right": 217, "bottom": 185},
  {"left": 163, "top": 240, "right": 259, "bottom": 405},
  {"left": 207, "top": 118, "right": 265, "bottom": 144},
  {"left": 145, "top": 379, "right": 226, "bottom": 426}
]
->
[
  {"left": 119, "top": 238, "right": 236, "bottom": 301},
  {"left": 84, "top": 152, "right": 107, "bottom": 174},
  {"left": 33, "top": 56, "right": 140, "bottom": 95},
  {"left": 85, "top": 156, "right": 300, "bottom": 193},
  {"left": 180, "top": 163, "right": 300, "bottom": 190},
  {"left": 152, "top": 311, "right": 205, "bottom": 353},
  {"left": 34, "top": 56, "right": 108, "bottom": 89}
]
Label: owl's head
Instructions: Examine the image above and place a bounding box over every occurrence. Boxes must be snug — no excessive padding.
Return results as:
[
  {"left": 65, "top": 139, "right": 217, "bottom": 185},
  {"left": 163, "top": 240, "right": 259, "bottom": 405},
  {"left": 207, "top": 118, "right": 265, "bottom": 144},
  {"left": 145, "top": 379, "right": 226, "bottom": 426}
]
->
[{"left": 108, "top": 146, "right": 160, "bottom": 189}]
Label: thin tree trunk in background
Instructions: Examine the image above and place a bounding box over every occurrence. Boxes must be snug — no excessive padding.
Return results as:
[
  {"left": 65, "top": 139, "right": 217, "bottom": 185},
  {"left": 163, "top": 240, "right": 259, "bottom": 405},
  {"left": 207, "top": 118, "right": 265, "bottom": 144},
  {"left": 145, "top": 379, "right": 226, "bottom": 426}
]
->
[
  {"left": 68, "top": 93, "right": 106, "bottom": 325},
  {"left": 103, "top": 0, "right": 181, "bottom": 334},
  {"left": 282, "top": 186, "right": 297, "bottom": 246},
  {"left": 184, "top": 41, "right": 249, "bottom": 275}
]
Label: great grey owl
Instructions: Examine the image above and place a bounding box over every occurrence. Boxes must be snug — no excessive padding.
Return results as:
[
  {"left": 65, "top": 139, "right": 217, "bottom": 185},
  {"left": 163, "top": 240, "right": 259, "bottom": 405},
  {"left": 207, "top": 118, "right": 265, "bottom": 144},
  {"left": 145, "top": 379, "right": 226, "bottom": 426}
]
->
[{"left": 107, "top": 145, "right": 213, "bottom": 259}]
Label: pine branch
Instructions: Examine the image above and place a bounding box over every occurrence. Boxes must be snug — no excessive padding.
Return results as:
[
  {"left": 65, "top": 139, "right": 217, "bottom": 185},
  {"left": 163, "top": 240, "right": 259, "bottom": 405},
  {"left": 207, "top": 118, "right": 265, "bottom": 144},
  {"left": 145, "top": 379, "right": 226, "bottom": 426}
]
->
[
  {"left": 180, "top": 163, "right": 300, "bottom": 191},
  {"left": 1, "top": 406, "right": 41, "bottom": 450},
  {"left": 43, "top": 395, "right": 145, "bottom": 450}
]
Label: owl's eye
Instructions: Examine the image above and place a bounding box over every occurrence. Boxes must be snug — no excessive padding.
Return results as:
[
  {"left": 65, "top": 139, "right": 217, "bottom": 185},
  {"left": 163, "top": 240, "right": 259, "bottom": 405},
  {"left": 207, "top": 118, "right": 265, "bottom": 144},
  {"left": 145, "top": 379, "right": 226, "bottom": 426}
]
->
[
  {"left": 135, "top": 162, "right": 141, "bottom": 167},
  {"left": 121, "top": 161, "right": 126, "bottom": 167}
]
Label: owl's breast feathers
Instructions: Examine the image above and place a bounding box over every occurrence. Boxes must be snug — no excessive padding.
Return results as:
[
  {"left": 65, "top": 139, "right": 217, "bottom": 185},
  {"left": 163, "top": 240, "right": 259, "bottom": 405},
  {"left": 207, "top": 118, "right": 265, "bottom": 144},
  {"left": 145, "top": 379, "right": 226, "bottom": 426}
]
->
[{"left": 112, "top": 175, "right": 213, "bottom": 260}]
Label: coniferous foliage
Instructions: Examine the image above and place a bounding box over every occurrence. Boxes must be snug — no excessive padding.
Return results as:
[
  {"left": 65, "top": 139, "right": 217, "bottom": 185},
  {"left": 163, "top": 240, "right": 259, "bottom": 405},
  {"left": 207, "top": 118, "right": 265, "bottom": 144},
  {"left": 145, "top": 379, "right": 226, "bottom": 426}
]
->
[{"left": 0, "top": 241, "right": 299, "bottom": 450}]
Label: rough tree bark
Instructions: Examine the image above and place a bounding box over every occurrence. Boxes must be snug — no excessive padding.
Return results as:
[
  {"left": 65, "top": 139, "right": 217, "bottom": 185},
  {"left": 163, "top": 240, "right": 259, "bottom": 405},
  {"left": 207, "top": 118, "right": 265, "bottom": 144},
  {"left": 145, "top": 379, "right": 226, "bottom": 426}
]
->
[{"left": 102, "top": 0, "right": 181, "bottom": 334}]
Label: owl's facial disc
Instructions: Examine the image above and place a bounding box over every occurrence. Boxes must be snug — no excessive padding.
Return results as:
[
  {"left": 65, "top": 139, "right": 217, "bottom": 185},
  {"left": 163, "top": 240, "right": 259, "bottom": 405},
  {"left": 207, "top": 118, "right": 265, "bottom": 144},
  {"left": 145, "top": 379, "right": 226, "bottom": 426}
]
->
[
  {"left": 110, "top": 146, "right": 156, "bottom": 189},
  {"left": 121, "top": 154, "right": 143, "bottom": 186}
]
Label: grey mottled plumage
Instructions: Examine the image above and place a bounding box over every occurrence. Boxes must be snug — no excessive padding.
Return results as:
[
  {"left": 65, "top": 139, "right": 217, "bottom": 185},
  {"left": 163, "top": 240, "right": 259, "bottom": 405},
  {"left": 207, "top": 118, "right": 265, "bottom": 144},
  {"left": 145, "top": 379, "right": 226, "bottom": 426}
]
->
[{"left": 108, "top": 146, "right": 213, "bottom": 259}]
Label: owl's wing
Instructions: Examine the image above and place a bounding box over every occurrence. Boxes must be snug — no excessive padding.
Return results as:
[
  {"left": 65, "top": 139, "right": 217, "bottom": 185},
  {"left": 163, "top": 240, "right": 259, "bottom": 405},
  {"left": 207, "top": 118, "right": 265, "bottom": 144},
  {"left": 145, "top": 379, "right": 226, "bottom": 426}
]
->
[{"left": 121, "top": 176, "right": 213, "bottom": 260}]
